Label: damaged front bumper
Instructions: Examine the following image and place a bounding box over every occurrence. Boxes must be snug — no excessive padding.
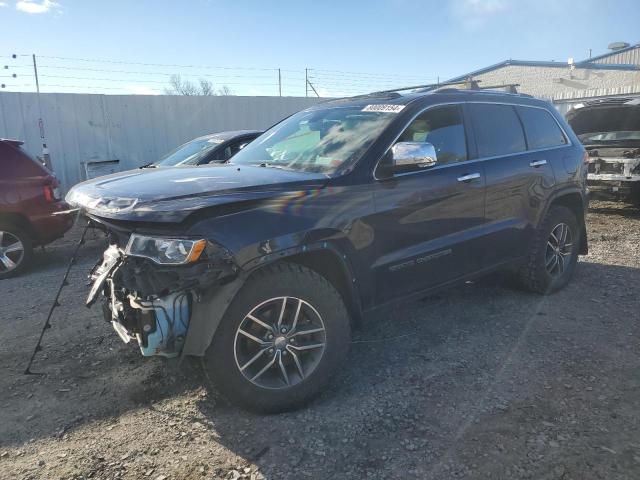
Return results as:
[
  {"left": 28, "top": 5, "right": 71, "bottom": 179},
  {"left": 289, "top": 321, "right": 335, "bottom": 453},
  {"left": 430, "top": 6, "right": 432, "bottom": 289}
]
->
[
  {"left": 87, "top": 234, "right": 239, "bottom": 359},
  {"left": 586, "top": 157, "right": 640, "bottom": 199}
]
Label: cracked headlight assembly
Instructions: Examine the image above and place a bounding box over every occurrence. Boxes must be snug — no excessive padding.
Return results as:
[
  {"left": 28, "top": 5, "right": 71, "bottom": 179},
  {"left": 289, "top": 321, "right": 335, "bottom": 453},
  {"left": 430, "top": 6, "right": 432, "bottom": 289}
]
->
[{"left": 125, "top": 234, "right": 207, "bottom": 265}]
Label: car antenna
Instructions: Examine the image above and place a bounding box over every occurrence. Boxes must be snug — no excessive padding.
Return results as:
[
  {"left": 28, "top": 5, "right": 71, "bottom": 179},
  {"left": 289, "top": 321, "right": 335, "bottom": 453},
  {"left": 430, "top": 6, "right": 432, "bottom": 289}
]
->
[{"left": 24, "top": 219, "right": 90, "bottom": 375}]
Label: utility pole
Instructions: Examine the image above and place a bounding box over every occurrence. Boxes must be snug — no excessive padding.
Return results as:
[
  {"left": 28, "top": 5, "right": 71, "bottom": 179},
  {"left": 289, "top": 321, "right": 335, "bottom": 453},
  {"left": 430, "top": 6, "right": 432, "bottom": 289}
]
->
[
  {"left": 305, "top": 68, "right": 308, "bottom": 97},
  {"left": 278, "top": 68, "right": 282, "bottom": 97},
  {"left": 32, "top": 54, "right": 51, "bottom": 169}
]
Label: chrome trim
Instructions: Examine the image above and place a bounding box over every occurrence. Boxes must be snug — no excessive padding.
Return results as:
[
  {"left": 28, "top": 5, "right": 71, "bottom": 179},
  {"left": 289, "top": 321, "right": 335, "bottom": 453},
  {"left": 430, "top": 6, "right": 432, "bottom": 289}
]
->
[
  {"left": 529, "top": 159, "right": 548, "bottom": 167},
  {"left": 457, "top": 172, "right": 481, "bottom": 182},
  {"left": 373, "top": 100, "right": 573, "bottom": 181}
]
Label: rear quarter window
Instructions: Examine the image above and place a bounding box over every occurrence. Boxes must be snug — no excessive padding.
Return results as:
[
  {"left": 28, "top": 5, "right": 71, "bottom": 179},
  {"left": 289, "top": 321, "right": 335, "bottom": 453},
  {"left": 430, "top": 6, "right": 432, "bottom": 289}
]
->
[
  {"left": 469, "top": 104, "right": 526, "bottom": 157},
  {"left": 517, "top": 106, "right": 567, "bottom": 149}
]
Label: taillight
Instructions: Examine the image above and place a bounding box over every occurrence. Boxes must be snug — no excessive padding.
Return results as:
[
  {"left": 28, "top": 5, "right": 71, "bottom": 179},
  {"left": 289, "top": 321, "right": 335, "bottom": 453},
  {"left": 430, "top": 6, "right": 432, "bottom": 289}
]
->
[{"left": 43, "top": 182, "right": 62, "bottom": 203}]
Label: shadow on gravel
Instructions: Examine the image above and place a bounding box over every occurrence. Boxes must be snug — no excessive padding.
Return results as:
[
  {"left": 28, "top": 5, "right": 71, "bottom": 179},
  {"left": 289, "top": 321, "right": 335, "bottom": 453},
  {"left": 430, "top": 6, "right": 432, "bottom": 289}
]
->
[
  {"left": 1, "top": 260, "right": 638, "bottom": 478},
  {"left": 187, "top": 261, "right": 640, "bottom": 478},
  {"left": 589, "top": 203, "right": 640, "bottom": 219}
]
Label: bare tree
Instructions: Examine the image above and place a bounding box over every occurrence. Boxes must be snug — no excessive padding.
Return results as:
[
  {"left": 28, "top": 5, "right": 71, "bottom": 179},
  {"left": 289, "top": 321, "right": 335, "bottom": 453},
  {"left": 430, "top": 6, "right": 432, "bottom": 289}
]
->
[
  {"left": 199, "top": 78, "right": 215, "bottom": 96},
  {"left": 217, "top": 85, "right": 234, "bottom": 96},
  {"left": 165, "top": 74, "right": 199, "bottom": 95},
  {"left": 165, "top": 74, "right": 233, "bottom": 96}
]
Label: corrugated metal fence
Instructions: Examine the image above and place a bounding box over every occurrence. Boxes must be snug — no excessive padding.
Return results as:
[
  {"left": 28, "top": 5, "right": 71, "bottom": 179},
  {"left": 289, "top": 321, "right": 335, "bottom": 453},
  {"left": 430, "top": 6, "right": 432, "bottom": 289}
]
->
[{"left": 0, "top": 93, "right": 323, "bottom": 191}]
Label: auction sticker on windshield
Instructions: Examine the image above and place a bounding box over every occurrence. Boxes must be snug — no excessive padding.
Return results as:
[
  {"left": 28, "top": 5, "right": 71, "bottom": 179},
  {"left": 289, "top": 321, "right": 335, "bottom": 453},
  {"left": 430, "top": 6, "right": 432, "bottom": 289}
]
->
[{"left": 362, "top": 104, "right": 405, "bottom": 113}]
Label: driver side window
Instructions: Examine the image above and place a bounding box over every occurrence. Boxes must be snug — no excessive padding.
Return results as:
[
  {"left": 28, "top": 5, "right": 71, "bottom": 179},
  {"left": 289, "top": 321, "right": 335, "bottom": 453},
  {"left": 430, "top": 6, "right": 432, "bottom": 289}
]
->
[{"left": 398, "top": 105, "right": 468, "bottom": 165}]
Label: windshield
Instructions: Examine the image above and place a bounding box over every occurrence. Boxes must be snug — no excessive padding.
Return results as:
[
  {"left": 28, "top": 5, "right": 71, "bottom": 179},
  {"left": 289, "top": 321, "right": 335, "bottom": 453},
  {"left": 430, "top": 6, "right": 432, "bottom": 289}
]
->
[
  {"left": 229, "top": 106, "right": 397, "bottom": 174},
  {"left": 154, "top": 138, "right": 223, "bottom": 167}
]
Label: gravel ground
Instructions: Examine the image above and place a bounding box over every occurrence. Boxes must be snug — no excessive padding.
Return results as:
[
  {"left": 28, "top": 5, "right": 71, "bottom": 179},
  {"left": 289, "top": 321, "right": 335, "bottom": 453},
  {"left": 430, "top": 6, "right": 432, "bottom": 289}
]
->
[{"left": 0, "top": 200, "right": 639, "bottom": 480}]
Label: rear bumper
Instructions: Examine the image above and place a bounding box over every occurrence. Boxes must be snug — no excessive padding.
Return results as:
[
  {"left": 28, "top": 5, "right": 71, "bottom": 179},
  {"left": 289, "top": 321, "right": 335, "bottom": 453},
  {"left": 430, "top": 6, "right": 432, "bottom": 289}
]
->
[{"left": 30, "top": 201, "right": 75, "bottom": 245}]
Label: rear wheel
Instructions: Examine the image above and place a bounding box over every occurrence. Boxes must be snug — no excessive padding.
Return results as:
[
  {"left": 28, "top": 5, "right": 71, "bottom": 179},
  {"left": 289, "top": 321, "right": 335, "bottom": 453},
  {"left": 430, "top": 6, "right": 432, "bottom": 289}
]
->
[
  {"left": 517, "top": 206, "right": 580, "bottom": 294},
  {"left": 204, "top": 262, "right": 351, "bottom": 413},
  {"left": 0, "top": 224, "right": 32, "bottom": 279}
]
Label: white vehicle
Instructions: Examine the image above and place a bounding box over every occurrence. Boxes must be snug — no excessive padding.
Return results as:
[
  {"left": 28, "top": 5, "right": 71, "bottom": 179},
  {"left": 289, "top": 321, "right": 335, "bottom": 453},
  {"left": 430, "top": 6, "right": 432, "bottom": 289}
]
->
[{"left": 566, "top": 97, "right": 640, "bottom": 205}]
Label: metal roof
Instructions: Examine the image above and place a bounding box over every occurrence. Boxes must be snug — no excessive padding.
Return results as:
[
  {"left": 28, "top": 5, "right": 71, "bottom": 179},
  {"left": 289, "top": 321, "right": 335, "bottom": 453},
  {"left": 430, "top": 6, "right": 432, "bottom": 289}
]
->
[
  {"left": 587, "top": 43, "right": 640, "bottom": 65},
  {"left": 446, "top": 58, "right": 639, "bottom": 83}
]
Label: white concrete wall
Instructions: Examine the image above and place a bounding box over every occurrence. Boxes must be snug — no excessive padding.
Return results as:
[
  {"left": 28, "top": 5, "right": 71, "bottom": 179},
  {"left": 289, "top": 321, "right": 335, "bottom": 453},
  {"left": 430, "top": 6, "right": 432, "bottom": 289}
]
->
[
  {"left": 469, "top": 65, "right": 640, "bottom": 100},
  {"left": 0, "top": 93, "right": 324, "bottom": 191}
]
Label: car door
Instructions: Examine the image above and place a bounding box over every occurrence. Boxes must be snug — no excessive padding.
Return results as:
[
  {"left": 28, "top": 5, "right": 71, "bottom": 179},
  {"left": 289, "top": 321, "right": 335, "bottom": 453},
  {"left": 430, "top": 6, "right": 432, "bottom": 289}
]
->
[
  {"left": 469, "top": 103, "right": 558, "bottom": 267},
  {"left": 367, "top": 104, "right": 487, "bottom": 304}
]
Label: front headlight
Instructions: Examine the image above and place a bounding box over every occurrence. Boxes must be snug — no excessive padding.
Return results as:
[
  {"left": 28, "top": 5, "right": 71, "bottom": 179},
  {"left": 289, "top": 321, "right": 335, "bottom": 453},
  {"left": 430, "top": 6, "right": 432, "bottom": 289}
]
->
[{"left": 125, "top": 234, "right": 207, "bottom": 265}]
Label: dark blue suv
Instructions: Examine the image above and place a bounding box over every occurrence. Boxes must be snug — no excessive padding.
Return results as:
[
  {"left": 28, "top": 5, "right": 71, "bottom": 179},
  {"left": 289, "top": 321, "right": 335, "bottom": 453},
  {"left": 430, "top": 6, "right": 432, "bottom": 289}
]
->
[{"left": 68, "top": 87, "right": 588, "bottom": 412}]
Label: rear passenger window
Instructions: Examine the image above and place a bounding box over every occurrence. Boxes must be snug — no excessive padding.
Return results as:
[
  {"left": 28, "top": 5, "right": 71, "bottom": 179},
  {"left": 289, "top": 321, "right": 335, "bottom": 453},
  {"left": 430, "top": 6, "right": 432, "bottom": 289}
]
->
[
  {"left": 397, "top": 105, "right": 467, "bottom": 165},
  {"left": 470, "top": 104, "right": 526, "bottom": 157},
  {"left": 517, "top": 106, "right": 567, "bottom": 149}
]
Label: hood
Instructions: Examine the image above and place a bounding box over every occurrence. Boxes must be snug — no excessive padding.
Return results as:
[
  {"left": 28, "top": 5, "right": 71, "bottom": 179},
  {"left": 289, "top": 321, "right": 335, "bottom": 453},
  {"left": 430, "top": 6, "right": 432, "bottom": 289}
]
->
[
  {"left": 566, "top": 99, "right": 640, "bottom": 140},
  {"left": 66, "top": 164, "right": 328, "bottom": 223}
]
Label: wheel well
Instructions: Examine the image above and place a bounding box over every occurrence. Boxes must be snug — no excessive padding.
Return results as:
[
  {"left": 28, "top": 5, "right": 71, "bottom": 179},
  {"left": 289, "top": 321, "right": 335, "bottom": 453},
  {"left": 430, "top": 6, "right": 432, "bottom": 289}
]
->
[
  {"left": 549, "top": 192, "right": 588, "bottom": 254},
  {"left": 0, "top": 212, "right": 35, "bottom": 238},
  {"left": 284, "top": 249, "right": 361, "bottom": 325}
]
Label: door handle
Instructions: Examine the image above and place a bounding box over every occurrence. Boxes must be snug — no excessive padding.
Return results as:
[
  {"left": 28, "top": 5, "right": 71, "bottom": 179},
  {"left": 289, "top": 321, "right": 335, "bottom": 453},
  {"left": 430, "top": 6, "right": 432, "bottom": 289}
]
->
[
  {"left": 457, "top": 172, "right": 481, "bottom": 182},
  {"left": 529, "top": 159, "right": 547, "bottom": 167}
]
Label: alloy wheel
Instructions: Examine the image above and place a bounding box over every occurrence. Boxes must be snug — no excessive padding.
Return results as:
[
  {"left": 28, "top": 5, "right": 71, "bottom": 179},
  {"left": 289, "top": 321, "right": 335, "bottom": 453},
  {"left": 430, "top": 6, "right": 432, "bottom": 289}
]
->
[
  {"left": 545, "top": 223, "right": 573, "bottom": 277},
  {"left": 234, "top": 296, "right": 326, "bottom": 389},
  {"left": 0, "top": 231, "right": 25, "bottom": 274}
]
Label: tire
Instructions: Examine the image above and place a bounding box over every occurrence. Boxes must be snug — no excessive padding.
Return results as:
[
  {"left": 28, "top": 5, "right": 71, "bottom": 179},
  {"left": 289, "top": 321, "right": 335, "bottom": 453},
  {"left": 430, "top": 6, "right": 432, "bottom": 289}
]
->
[
  {"left": 630, "top": 184, "right": 640, "bottom": 208},
  {"left": 517, "top": 206, "right": 580, "bottom": 294},
  {"left": 204, "top": 262, "right": 351, "bottom": 413},
  {"left": 0, "top": 223, "right": 33, "bottom": 279}
]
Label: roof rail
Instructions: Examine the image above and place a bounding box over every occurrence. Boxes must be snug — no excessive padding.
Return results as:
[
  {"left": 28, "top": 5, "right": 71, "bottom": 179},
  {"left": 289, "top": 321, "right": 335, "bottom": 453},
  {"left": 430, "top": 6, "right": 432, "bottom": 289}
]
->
[
  {"left": 373, "top": 78, "right": 521, "bottom": 95},
  {"left": 0, "top": 138, "right": 24, "bottom": 146},
  {"left": 373, "top": 78, "right": 481, "bottom": 94}
]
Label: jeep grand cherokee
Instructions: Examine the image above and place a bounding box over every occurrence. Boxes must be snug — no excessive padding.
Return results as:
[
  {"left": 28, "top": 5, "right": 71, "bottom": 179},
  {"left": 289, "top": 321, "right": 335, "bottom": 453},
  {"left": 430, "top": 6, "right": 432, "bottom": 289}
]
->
[{"left": 67, "top": 88, "right": 588, "bottom": 412}]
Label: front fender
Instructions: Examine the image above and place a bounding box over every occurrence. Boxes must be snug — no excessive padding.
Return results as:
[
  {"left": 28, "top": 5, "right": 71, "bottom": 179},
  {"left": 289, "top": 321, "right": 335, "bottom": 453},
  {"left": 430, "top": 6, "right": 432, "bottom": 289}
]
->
[{"left": 183, "top": 237, "right": 363, "bottom": 357}]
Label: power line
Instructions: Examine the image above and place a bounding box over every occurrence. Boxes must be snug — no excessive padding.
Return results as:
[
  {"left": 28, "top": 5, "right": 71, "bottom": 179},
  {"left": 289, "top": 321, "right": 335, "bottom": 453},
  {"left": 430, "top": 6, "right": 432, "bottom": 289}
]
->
[
  {"left": 2, "top": 53, "right": 440, "bottom": 97},
  {"left": 38, "top": 74, "right": 278, "bottom": 86},
  {"left": 35, "top": 54, "right": 279, "bottom": 71},
  {"left": 308, "top": 78, "right": 426, "bottom": 88},
  {"left": 310, "top": 68, "right": 437, "bottom": 80},
  {"left": 11, "top": 64, "right": 279, "bottom": 79}
]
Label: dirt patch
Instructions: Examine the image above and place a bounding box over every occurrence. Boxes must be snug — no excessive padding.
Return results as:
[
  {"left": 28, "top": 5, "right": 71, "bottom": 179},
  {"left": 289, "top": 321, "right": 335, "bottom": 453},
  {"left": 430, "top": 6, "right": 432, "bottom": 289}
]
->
[{"left": 1, "top": 201, "right": 639, "bottom": 479}]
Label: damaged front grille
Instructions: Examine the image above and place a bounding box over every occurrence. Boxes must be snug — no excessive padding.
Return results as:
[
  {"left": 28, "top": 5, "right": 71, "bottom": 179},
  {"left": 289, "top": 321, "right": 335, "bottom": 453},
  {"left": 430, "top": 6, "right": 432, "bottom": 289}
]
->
[
  {"left": 588, "top": 160, "right": 624, "bottom": 175},
  {"left": 586, "top": 148, "right": 640, "bottom": 179},
  {"left": 86, "top": 219, "right": 239, "bottom": 358}
]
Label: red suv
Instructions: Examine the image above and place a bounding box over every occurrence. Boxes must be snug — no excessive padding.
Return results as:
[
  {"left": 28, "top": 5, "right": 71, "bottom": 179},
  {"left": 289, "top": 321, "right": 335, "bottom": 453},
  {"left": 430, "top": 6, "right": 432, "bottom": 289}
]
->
[{"left": 0, "top": 139, "right": 74, "bottom": 278}]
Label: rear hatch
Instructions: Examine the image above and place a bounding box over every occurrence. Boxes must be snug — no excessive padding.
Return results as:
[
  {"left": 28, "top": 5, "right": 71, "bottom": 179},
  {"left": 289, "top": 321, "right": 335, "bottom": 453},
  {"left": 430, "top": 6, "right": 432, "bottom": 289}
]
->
[{"left": 0, "top": 139, "right": 62, "bottom": 200}]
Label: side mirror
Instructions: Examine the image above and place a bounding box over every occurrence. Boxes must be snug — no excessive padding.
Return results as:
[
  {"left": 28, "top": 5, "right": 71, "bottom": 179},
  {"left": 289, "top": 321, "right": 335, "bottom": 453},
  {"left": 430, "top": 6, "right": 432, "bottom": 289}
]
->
[
  {"left": 391, "top": 142, "right": 437, "bottom": 173},
  {"left": 377, "top": 142, "right": 438, "bottom": 178}
]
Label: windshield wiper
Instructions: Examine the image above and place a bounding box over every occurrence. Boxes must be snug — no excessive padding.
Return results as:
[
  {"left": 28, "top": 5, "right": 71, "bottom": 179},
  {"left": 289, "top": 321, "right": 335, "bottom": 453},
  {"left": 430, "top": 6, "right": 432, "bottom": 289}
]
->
[
  {"left": 251, "top": 162, "right": 295, "bottom": 171},
  {"left": 139, "top": 163, "right": 157, "bottom": 169}
]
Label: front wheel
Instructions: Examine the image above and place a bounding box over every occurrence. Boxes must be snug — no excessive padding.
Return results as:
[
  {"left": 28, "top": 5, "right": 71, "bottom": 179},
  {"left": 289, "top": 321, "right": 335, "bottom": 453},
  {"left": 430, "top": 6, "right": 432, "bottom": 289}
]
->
[
  {"left": 204, "top": 263, "right": 351, "bottom": 413},
  {"left": 517, "top": 206, "right": 580, "bottom": 294}
]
